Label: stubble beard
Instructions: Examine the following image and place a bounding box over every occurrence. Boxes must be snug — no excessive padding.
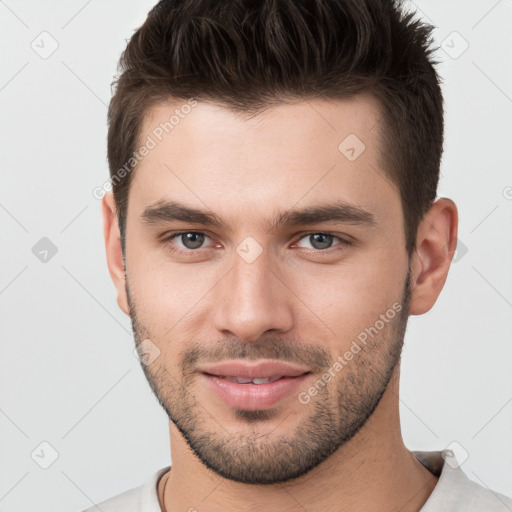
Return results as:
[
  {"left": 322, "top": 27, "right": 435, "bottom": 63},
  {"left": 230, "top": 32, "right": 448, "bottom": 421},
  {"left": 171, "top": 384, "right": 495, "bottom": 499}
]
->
[{"left": 127, "top": 269, "right": 411, "bottom": 484}]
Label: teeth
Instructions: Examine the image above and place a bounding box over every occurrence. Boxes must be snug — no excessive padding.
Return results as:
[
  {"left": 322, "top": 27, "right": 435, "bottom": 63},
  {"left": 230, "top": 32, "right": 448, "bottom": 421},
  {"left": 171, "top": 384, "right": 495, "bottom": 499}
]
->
[
  {"left": 231, "top": 377, "right": 253, "bottom": 383},
  {"left": 224, "top": 376, "right": 283, "bottom": 384},
  {"left": 253, "top": 377, "right": 282, "bottom": 384}
]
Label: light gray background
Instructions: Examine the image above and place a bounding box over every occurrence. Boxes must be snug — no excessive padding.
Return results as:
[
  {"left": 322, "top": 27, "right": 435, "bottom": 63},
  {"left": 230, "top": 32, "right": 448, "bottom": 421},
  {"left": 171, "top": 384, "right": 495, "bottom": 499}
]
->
[{"left": 1, "top": 1, "right": 511, "bottom": 510}]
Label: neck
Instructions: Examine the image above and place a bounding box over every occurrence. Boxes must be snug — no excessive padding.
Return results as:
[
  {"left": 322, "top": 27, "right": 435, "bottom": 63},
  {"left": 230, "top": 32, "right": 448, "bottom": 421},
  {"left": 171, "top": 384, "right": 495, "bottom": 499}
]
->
[{"left": 158, "top": 367, "right": 438, "bottom": 512}]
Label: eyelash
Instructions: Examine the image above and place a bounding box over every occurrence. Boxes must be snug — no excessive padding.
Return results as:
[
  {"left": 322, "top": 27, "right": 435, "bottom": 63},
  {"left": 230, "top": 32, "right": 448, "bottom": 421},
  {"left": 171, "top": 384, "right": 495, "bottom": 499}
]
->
[{"left": 162, "top": 231, "right": 352, "bottom": 256}]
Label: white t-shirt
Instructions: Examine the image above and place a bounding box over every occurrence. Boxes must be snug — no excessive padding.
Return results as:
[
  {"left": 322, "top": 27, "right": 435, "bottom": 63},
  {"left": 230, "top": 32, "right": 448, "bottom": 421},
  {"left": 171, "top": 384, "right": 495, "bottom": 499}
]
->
[{"left": 79, "top": 449, "right": 512, "bottom": 511}]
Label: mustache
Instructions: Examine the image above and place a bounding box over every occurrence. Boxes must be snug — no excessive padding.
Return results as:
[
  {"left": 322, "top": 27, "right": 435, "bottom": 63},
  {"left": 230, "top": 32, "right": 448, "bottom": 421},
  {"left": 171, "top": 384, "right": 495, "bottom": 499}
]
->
[{"left": 180, "top": 337, "right": 331, "bottom": 374}]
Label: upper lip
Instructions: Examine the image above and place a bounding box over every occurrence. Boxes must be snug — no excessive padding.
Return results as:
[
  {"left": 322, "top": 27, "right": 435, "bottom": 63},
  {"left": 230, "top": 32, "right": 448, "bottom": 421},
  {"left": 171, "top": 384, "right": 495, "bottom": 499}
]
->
[{"left": 197, "top": 360, "right": 310, "bottom": 379}]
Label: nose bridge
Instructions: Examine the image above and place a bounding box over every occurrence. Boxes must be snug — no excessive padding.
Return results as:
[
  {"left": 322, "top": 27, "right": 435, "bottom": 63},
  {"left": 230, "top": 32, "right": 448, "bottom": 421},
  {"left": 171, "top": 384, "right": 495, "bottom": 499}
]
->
[
  {"left": 212, "top": 243, "right": 294, "bottom": 341},
  {"left": 233, "top": 248, "right": 274, "bottom": 304}
]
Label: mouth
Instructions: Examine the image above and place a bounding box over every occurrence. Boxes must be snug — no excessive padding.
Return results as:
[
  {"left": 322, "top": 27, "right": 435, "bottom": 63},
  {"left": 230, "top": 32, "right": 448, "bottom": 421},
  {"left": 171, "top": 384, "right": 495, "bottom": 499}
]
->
[
  {"left": 204, "top": 374, "right": 293, "bottom": 384},
  {"left": 197, "top": 361, "right": 312, "bottom": 410}
]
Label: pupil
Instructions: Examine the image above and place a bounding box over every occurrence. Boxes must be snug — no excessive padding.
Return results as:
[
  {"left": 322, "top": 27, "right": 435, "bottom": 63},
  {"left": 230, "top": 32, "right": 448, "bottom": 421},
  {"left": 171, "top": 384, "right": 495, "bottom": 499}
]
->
[
  {"left": 311, "top": 233, "right": 332, "bottom": 250},
  {"left": 183, "top": 233, "right": 204, "bottom": 249}
]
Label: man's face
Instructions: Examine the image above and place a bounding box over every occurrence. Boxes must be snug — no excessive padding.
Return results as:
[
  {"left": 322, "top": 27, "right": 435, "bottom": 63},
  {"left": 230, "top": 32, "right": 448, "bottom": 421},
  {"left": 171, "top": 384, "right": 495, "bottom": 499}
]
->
[{"left": 122, "top": 95, "right": 411, "bottom": 484}]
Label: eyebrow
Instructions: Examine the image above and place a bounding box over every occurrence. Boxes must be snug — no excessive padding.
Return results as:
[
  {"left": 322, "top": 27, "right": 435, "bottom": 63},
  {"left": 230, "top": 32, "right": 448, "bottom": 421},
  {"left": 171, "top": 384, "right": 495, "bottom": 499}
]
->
[{"left": 141, "top": 199, "right": 376, "bottom": 232}]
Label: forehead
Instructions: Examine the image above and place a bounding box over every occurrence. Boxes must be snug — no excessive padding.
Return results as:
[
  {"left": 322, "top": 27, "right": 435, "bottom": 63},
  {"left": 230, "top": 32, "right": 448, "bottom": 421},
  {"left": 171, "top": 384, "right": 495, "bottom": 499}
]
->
[
  {"left": 140, "top": 93, "right": 383, "bottom": 153},
  {"left": 128, "top": 95, "right": 400, "bottom": 229}
]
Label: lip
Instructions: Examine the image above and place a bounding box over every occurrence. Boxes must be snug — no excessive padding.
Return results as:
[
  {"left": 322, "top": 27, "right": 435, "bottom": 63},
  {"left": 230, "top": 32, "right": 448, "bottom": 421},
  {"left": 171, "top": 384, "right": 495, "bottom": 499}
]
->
[
  {"left": 197, "top": 360, "right": 311, "bottom": 410},
  {"left": 197, "top": 360, "right": 310, "bottom": 379}
]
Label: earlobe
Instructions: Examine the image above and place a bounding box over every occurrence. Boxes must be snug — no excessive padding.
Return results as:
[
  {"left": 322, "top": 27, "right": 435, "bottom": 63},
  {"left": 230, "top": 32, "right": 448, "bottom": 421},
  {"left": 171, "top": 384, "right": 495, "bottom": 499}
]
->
[
  {"left": 101, "top": 192, "right": 130, "bottom": 316},
  {"left": 409, "top": 198, "right": 458, "bottom": 316}
]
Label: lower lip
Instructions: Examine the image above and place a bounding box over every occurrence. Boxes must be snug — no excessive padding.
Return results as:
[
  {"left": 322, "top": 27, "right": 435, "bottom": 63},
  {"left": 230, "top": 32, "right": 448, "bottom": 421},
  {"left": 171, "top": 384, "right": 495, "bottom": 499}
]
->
[{"left": 201, "top": 373, "right": 310, "bottom": 410}]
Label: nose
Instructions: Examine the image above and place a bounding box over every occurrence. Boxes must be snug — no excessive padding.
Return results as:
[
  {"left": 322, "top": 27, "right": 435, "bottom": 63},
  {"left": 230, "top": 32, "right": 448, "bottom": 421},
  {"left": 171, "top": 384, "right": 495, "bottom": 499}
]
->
[{"left": 212, "top": 247, "right": 295, "bottom": 343}]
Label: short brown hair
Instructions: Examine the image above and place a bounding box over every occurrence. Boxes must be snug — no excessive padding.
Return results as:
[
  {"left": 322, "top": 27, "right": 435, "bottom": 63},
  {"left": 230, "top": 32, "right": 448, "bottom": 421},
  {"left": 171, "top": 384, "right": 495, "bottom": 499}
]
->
[{"left": 107, "top": 0, "right": 443, "bottom": 257}]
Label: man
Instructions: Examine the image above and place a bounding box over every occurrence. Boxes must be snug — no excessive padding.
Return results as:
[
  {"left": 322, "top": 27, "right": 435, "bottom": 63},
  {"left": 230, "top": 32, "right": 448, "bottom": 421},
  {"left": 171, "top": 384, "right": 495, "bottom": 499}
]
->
[{"left": 88, "top": 0, "right": 512, "bottom": 510}]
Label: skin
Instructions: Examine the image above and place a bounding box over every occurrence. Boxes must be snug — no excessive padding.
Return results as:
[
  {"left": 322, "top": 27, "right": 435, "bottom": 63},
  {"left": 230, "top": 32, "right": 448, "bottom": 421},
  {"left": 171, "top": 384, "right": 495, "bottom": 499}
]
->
[{"left": 102, "top": 93, "right": 458, "bottom": 512}]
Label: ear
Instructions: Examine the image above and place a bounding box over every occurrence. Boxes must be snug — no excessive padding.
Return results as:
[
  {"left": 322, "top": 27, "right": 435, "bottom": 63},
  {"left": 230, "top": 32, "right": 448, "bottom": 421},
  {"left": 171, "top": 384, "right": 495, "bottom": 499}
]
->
[
  {"left": 409, "top": 198, "right": 458, "bottom": 315},
  {"left": 102, "top": 192, "right": 130, "bottom": 315}
]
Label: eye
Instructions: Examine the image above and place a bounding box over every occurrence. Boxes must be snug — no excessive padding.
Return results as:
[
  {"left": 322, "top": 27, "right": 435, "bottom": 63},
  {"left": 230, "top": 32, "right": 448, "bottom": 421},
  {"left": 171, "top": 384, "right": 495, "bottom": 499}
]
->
[
  {"left": 162, "top": 231, "right": 351, "bottom": 256},
  {"left": 166, "top": 231, "right": 213, "bottom": 251},
  {"left": 295, "top": 233, "right": 349, "bottom": 251}
]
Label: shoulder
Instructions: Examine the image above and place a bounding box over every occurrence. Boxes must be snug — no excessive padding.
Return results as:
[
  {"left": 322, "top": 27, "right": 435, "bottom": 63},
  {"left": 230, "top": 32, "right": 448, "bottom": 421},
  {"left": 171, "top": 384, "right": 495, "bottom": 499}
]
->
[
  {"left": 413, "top": 450, "right": 512, "bottom": 512},
  {"left": 447, "top": 462, "right": 512, "bottom": 511},
  {"left": 80, "top": 485, "right": 142, "bottom": 512},
  {"left": 76, "top": 466, "right": 170, "bottom": 512}
]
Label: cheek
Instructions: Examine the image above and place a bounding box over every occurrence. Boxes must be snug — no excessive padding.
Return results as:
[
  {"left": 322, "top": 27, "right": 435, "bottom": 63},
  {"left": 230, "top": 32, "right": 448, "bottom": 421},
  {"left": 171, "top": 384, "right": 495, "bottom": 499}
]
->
[
  {"left": 290, "top": 249, "right": 407, "bottom": 350},
  {"left": 126, "top": 224, "right": 408, "bottom": 359},
  {"left": 127, "top": 255, "right": 219, "bottom": 336}
]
